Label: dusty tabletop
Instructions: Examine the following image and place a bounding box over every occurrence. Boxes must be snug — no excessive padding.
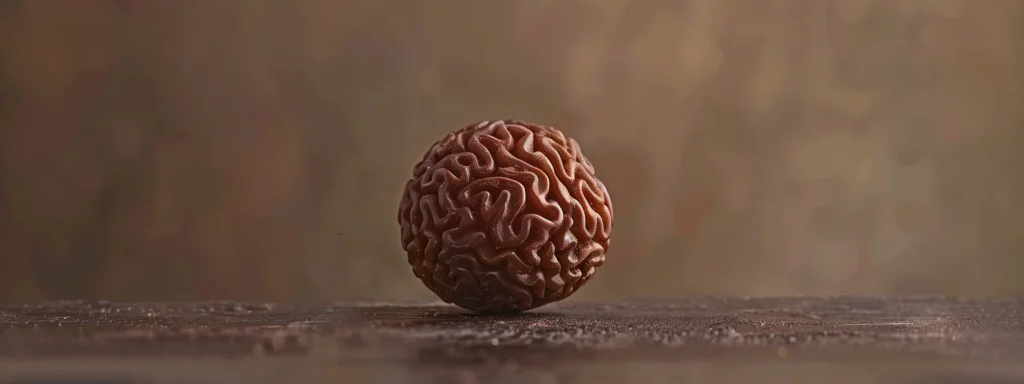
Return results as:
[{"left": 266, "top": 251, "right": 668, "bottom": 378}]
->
[{"left": 0, "top": 297, "right": 1022, "bottom": 384}]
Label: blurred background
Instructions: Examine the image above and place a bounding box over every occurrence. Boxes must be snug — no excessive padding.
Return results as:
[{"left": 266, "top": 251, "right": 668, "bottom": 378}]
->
[{"left": 0, "top": 0, "right": 1022, "bottom": 303}]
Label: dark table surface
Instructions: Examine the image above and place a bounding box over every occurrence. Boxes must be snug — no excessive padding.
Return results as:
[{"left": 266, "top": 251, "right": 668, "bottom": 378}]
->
[{"left": 0, "top": 297, "right": 1022, "bottom": 384}]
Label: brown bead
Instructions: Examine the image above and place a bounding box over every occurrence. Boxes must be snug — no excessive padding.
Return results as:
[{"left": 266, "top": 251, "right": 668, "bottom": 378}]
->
[{"left": 398, "top": 120, "right": 614, "bottom": 313}]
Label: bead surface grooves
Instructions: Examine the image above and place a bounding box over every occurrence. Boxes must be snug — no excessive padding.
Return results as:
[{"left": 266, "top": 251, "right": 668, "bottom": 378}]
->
[{"left": 398, "top": 120, "right": 614, "bottom": 313}]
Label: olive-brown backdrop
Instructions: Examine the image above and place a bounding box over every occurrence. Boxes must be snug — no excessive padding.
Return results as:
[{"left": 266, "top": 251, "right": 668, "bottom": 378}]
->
[{"left": 1, "top": 0, "right": 1022, "bottom": 303}]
